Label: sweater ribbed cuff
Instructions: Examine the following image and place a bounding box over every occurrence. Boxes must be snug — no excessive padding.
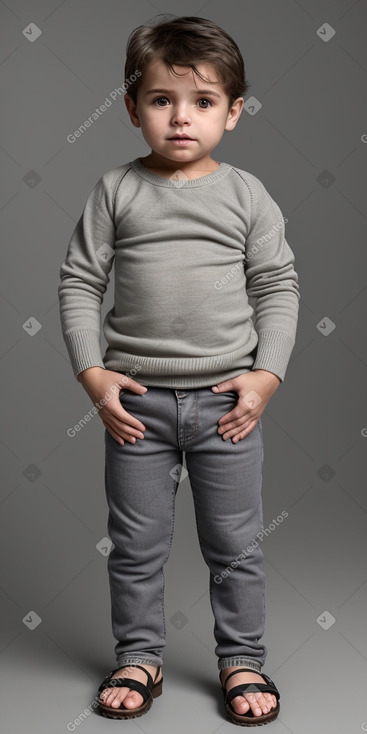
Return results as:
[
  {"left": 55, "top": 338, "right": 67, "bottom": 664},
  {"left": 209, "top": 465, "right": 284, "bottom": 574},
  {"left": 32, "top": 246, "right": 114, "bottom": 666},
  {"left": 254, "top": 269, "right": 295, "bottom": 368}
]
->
[
  {"left": 63, "top": 329, "right": 105, "bottom": 380},
  {"left": 252, "top": 329, "right": 296, "bottom": 382}
]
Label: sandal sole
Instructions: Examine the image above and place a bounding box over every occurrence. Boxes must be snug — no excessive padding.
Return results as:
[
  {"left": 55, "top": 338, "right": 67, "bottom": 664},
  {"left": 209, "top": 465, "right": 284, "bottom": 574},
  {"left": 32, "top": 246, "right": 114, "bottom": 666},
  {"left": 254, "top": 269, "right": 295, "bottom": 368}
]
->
[{"left": 225, "top": 701, "right": 280, "bottom": 727}]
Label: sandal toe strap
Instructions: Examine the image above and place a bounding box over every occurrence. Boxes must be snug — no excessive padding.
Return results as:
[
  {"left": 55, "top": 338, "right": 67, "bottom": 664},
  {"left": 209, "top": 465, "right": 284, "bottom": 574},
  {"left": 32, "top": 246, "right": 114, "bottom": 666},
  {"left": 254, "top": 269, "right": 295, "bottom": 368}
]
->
[
  {"left": 99, "top": 677, "right": 152, "bottom": 703},
  {"left": 225, "top": 679, "right": 280, "bottom": 707}
]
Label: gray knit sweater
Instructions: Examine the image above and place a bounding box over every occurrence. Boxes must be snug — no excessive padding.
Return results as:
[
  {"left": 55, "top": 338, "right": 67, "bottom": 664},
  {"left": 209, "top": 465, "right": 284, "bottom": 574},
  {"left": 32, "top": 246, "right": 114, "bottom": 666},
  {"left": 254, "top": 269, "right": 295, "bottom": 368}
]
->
[{"left": 58, "top": 157, "right": 300, "bottom": 388}]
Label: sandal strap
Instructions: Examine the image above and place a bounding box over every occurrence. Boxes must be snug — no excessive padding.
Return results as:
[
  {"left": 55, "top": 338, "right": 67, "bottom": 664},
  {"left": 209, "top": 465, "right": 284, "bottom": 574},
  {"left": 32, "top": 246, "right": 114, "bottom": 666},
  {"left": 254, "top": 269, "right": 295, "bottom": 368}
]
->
[
  {"left": 220, "top": 668, "right": 280, "bottom": 705},
  {"left": 99, "top": 677, "right": 153, "bottom": 703},
  {"left": 220, "top": 666, "right": 261, "bottom": 687},
  {"left": 224, "top": 677, "right": 280, "bottom": 707},
  {"left": 98, "top": 663, "right": 157, "bottom": 701}
]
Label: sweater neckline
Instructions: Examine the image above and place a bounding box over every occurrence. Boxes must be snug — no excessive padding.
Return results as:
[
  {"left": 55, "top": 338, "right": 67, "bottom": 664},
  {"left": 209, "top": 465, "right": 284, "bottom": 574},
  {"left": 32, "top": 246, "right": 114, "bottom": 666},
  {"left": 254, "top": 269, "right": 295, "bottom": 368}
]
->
[{"left": 130, "top": 156, "right": 232, "bottom": 188}]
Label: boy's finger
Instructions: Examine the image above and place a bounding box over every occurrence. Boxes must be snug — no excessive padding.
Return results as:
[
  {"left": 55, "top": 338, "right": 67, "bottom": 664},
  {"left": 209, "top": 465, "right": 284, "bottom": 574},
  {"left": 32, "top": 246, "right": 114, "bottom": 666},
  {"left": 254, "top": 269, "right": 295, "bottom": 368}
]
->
[
  {"left": 104, "top": 424, "right": 125, "bottom": 445},
  {"left": 108, "top": 412, "right": 145, "bottom": 439},
  {"left": 108, "top": 402, "right": 146, "bottom": 432},
  {"left": 218, "top": 406, "right": 244, "bottom": 425}
]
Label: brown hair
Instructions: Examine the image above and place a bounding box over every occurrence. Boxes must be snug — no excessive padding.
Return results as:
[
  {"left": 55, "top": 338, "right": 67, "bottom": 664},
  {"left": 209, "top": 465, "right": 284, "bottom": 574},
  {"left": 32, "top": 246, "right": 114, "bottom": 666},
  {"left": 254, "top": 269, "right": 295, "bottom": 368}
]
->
[{"left": 124, "top": 14, "right": 250, "bottom": 109}]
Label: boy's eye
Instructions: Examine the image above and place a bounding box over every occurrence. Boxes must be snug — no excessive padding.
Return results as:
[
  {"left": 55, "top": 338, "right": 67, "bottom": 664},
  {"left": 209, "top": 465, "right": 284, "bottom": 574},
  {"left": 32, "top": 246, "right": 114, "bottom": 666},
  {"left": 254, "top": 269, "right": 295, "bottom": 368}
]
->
[
  {"left": 153, "top": 97, "right": 169, "bottom": 106},
  {"left": 153, "top": 97, "right": 212, "bottom": 108},
  {"left": 198, "top": 98, "right": 212, "bottom": 108}
]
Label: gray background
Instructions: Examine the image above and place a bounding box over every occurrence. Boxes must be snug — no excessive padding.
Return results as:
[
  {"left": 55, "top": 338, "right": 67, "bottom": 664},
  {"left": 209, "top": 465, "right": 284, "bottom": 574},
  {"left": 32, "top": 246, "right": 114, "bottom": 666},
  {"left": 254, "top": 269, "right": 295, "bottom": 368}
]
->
[{"left": 1, "top": 0, "right": 367, "bottom": 731}]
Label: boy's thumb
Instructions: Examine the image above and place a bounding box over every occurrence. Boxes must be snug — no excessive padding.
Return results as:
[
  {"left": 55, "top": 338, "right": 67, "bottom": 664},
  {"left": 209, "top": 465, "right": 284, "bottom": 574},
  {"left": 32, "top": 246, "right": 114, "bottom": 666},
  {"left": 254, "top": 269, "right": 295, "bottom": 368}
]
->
[{"left": 212, "top": 382, "right": 231, "bottom": 392}]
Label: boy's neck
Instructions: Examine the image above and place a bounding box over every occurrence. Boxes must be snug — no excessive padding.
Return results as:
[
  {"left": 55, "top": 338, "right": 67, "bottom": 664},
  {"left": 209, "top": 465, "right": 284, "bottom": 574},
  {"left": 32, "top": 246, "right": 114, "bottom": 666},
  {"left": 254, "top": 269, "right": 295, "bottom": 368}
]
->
[{"left": 140, "top": 153, "right": 220, "bottom": 180}]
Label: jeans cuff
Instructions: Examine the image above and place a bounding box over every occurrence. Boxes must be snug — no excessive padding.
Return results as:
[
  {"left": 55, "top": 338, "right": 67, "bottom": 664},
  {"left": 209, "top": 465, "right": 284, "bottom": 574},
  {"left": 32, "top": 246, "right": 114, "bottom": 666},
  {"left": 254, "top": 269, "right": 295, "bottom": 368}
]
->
[
  {"left": 218, "top": 657, "right": 262, "bottom": 673},
  {"left": 116, "top": 655, "right": 163, "bottom": 668}
]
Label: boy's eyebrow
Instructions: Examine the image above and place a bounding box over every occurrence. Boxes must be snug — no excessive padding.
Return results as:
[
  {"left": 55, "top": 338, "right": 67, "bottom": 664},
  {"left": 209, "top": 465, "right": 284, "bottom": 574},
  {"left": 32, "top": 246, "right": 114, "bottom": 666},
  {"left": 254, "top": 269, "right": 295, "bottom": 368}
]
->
[{"left": 145, "top": 88, "right": 222, "bottom": 98}]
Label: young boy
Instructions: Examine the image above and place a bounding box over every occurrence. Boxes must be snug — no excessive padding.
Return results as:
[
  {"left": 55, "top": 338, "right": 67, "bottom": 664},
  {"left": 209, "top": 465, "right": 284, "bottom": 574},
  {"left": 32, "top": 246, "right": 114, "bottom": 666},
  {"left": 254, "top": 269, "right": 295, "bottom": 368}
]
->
[{"left": 58, "top": 14, "right": 300, "bottom": 726}]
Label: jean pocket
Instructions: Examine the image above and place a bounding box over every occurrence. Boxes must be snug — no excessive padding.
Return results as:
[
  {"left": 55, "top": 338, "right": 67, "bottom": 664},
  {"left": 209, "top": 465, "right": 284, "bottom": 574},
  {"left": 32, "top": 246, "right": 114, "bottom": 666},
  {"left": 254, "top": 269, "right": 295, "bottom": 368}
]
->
[
  {"left": 119, "top": 389, "right": 142, "bottom": 400},
  {"left": 221, "top": 390, "right": 238, "bottom": 403}
]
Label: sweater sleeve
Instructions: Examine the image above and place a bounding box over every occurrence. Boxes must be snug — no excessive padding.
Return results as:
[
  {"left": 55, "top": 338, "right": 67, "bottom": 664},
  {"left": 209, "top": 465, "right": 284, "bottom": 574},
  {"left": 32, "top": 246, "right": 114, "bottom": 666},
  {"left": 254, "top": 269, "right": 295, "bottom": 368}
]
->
[
  {"left": 58, "top": 174, "right": 116, "bottom": 380},
  {"left": 244, "top": 178, "right": 300, "bottom": 382}
]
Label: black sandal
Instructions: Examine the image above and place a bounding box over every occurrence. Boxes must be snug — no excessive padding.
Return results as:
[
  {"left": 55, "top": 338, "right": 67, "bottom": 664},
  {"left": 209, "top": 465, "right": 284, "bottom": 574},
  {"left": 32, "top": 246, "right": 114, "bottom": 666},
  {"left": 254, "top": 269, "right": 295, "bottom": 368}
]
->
[
  {"left": 97, "top": 664, "right": 163, "bottom": 719},
  {"left": 220, "top": 667, "right": 280, "bottom": 726}
]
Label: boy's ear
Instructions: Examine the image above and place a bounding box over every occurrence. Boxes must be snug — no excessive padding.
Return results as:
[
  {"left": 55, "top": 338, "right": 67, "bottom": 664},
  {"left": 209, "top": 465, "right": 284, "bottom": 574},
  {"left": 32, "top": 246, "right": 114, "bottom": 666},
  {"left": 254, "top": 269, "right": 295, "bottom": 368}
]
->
[
  {"left": 124, "top": 93, "right": 141, "bottom": 128},
  {"left": 225, "top": 96, "right": 245, "bottom": 132}
]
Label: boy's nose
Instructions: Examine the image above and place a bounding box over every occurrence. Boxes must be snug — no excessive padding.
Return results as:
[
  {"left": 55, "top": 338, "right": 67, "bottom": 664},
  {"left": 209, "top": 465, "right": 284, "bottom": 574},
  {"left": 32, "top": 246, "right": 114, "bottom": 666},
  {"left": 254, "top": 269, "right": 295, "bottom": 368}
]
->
[{"left": 171, "top": 107, "right": 191, "bottom": 124}]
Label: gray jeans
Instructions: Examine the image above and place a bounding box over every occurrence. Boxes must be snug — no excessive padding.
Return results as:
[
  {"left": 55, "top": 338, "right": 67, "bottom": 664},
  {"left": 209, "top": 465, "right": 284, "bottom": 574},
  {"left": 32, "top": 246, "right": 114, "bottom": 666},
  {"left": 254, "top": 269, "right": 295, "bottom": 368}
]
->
[{"left": 104, "top": 386, "right": 267, "bottom": 674}]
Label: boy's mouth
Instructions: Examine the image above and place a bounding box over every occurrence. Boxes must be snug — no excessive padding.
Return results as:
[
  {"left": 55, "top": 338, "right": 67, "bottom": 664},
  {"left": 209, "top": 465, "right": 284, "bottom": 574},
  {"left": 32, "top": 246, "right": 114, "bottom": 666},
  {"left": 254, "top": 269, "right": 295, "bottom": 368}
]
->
[{"left": 168, "top": 134, "right": 195, "bottom": 140}]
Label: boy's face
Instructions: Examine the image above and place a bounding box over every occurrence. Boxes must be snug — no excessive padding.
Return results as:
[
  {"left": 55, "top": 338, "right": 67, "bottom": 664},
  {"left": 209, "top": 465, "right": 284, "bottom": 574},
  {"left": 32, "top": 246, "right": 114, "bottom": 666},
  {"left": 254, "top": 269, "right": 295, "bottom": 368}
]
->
[{"left": 124, "top": 57, "right": 244, "bottom": 171}]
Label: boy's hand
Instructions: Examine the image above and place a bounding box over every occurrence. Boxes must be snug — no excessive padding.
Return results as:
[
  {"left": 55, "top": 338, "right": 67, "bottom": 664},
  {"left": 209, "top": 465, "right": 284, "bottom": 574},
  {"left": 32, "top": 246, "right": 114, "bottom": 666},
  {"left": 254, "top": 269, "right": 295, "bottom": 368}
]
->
[
  {"left": 211, "top": 369, "right": 281, "bottom": 443},
  {"left": 77, "top": 367, "right": 147, "bottom": 445}
]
